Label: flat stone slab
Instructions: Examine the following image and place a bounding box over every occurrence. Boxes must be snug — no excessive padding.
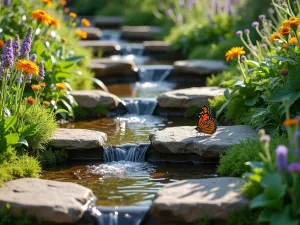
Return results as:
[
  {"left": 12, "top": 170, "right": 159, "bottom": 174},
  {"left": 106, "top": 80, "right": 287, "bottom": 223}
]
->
[
  {"left": 149, "top": 125, "right": 257, "bottom": 157},
  {"left": 49, "top": 128, "right": 107, "bottom": 150},
  {"left": 143, "top": 41, "right": 170, "bottom": 53},
  {"left": 121, "top": 26, "right": 161, "bottom": 40},
  {"left": 158, "top": 87, "right": 225, "bottom": 108},
  {"left": 93, "top": 16, "right": 124, "bottom": 28},
  {"left": 71, "top": 90, "right": 120, "bottom": 109},
  {"left": 0, "top": 178, "right": 94, "bottom": 224},
  {"left": 89, "top": 58, "right": 136, "bottom": 78},
  {"left": 173, "top": 60, "right": 228, "bottom": 76},
  {"left": 79, "top": 27, "right": 102, "bottom": 40},
  {"left": 151, "top": 177, "right": 248, "bottom": 223},
  {"left": 79, "top": 40, "right": 121, "bottom": 54}
]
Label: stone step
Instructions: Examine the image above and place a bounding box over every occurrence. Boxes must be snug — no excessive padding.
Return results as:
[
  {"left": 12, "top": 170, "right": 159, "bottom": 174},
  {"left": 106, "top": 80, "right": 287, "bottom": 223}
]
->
[
  {"left": 79, "top": 40, "right": 121, "bottom": 56},
  {"left": 157, "top": 86, "right": 225, "bottom": 108},
  {"left": 0, "top": 178, "right": 94, "bottom": 224},
  {"left": 121, "top": 26, "right": 161, "bottom": 41},
  {"left": 173, "top": 59, "right": 228, "bottom": 76},
  {"left": 71, "top": 90, "right": 120, "bottom": 109},
  {"left": 151, "top": 177, "right": 248, "bottom": 223},
  {"left": 93, "top": 16, "right": 124, "bottom": 28},
  {"left": 143, "top": 41, "right": 170, "bottom": 54},
  {"left": 149, "top": 125, "right": 257, "bottom": 158},
  {"left": 49, "top": 128, "right": 107, "bottom": 150},
  {"left": 77, "top": 27, "right": 102, "bottom": 40}
]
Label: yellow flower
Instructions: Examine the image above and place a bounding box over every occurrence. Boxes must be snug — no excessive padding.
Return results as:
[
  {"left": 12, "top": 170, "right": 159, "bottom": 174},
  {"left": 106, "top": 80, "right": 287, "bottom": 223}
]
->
[
  {"left": 288, "top": 37, "right": 298, "bottom": 45},
  {"left": 49, "top": 18, "right": 61, "bottom": 29},
  {"left": 31, "top": 84, "right": 41, "bottom": 91},
  {"left": 69, "top": 12, "right": 77, "bottom": 18},
  {"left": 60, "top": 0, "right": 67, "bottom": 6},
  {"left": 15, "top": 60, "right": 39, "bottom": 75},
  {"left": 40, "top": 82, "right": 46, "bottom": 87},
  {"left": 26, "top": 96, "right": 36, "bottom": 105},
  {"left": 75, "top": 29, "right": 87, "bottom": 39},
  {"left": 42, "top": 0, "right": 52, "bottom": 7},
  {"left": 282, "top": 17, "right": 300, "bottom": 28},
  {"left": 81, "top": 18, "right": 91, "bottom": 27},
  {"left": 56, "top": 83, "right": 67, "bottom": 90},
  {"left": 0, "top": 40, "right": 4, "bottom": 48},
  {"left": 43, "top": 101, "right": 50, "bottom": 107},
  {"left": 31, "top": 9, "right": 52, "bottom": 25},
  {"left": 269, "top": 32, "right": 281, "bottom": 42},
  {"left": 279, "top": 26, "right": 290, "bottom": 36},
  {"left": 225, "top": 46, "right": 246, "bottom": 62},
  {"left": 284, "top": 119, "right": 299, "bottom": 126}
]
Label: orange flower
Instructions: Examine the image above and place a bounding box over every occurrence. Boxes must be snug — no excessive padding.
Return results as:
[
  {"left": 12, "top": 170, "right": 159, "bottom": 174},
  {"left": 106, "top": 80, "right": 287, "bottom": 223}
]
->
[
  {"left": 284, "top": 119, "right": 299, "bottom": 126},
  {"left": 288, "top": 37, "right": 298, "bottom": 45},
  {"left": 40, "top": 82, "right": 46, "bottom": 87},
  {"left": 15, "top": 60, "right": 39, "bottom": 75},
  {"left": 282, "top": 17, "right": 300, "bottom": 28},
  {"left": 279, "top": 26, "right": 290, "bottom": 36},
  {"left": 31, "top": 9, "right": 52, "bottom": 25},
  {"left": 225, "top": 46, "right": 246, "bottom": 61},
  {"left": 282, "top": 43, "right": 288, "bottom": 49},
  {"left": 75, "top": 29, "right": 87, "bottom": 39},
  {"left": 60, "top": 0, "right": 67, "bottom": 5},
  {"left": 50, "top": 18, "right": 61, "bottom": 29},
  {"left": 31, "top": 84, "right": 41, "bottom": 91},
  {"left": 69, "top": 12, "right": 77, "bottom": 18},
  {"left": 42, "top": 0, "right": 52, "bottom": 7},
  {"left": 269, "top": 32, "right": 281, "bottom": 42},
  {"left": 43, "top": 101, "right": 50, "bottom": 107},
  {"left": 26, "top": 96, "right": 36, "bottom": 105},
  {"left": 0, "top": 40, "right": 4, "bottom": 48},
  {"left": 61, "top": 37, "right": 67, "bottom": 43},
  {"left": 64, "top": 8, "right": 70, "bottom": 13},
  {"left": 81, "top": 18, "right": 91, "bottom": 27},
  {"left": 56, "top": 83, "right": 67, "bottom": 90}
]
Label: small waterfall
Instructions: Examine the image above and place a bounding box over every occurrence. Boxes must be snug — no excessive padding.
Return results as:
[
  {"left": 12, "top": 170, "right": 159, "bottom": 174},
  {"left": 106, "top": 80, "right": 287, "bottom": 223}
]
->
[
  {"left": 120, "top": 43, "right": 144, "bottom": 56},
  {"left": 137, "top": 65, "right": 173, "bottom": 82},
  {"left": 122, "top": 98, "right": 157, "bottom": 115},
  {"left": 104, "top": 144, "right": 148, "bottom": 162}
]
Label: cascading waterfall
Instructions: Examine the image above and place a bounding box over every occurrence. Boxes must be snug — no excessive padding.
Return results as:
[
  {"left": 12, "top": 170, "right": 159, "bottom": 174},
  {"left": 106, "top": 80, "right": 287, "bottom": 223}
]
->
[
  {"left": 122, "top": 98, "right": 157, "bottom": 115},
  {"left": 120, "top": 43, "right": 144, "bottom": 56},
  {"left": 137, "top": 65, "right": 173, "bottom": 82},
  {"left": 104, "top": 144, "right": 149, "bottom": 162}
]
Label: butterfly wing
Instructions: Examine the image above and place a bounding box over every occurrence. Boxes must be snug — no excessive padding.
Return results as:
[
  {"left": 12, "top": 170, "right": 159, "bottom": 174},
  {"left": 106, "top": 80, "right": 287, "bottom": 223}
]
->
[
  {"left": 199, "top": 105, "right": 211, "bottom": 116},
  {"left": 198, "top": 118, "right": 217, "bottom": 134}
]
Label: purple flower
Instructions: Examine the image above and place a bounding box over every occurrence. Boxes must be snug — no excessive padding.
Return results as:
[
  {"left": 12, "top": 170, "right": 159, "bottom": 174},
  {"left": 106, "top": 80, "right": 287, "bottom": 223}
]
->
[
  {"left": 26, "top": 74, "right": 32, "bottom": 84},
  {"left": 261, "top": 43, "right": 267, "bottom": 48},
  {"left": 296, "top": 116, "right": 300, "bottom": 121},
  {"left": 3, "top": 0, "right": 11, "bottom": 6},
  {"left": 276, "top": 145, "right": 288, "bottom": 171},
  {"left": 12, "top": 34, "right": 20, "bottom": 59},
  {"left": 19, "top": 27, "right": 33, "bottom": 59},
  {"left": 259, "top": 14, "right": 266, "bottom": 20},
  {"left": 30, "top": 54, "right": 37, "bottom": 63},
  {"left": 1, "top": 38, "right": 14, "bottom": 70},
  {"left": 16, "top": 74, "right": 24, "bottom": 83},
  {"left": 36, "top": 62, "right": 45, "bottom": 81},
  {"left": 165, "top": 9, "right": 173, "bottom": 16},
  {"left": 179, "top": 0, "right": 185, "bottom": 7},
  {"left": 288, "top": 163, "right": 300, "bottom": 173},
  {"left": 236, "top": 30, "right": 243, "bottom": 36},
  {"left": 244, "top": 29, "right": 250, "bottom": 34},
  {"left": 252, "top": 21, "right": 259, "bottom": 28},
  {"left": 296, "top": 131, "right": 300, "bottom": 156},
  {"left": 176, "top": 14, "right": 183, "bottom": 22}
]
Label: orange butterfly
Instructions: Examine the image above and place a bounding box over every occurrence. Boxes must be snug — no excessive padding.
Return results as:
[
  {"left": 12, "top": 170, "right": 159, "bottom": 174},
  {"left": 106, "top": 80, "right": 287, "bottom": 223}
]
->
[{"left": 195, "top": 105, "right": 217, "bottom": 135}]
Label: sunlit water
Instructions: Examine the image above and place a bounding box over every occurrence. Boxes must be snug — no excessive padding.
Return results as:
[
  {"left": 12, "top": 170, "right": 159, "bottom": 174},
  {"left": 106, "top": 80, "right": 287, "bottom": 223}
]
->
[{"left": 42, "top": 162, "right": 217, "bottom": 206}]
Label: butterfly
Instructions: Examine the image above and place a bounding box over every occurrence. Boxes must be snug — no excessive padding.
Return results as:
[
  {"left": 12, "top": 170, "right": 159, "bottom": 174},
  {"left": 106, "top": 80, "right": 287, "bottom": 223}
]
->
[{"left": 195, "top": 105, "right": 217, "bottom": 135}]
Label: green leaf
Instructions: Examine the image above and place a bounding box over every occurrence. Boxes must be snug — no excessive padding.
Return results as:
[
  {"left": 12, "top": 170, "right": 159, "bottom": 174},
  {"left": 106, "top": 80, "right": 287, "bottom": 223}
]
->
[
  {"left": 55, "top": 72, "right": 72, "bottom": 79},
  {"left": 258, "top": 209, "right": 273, "bottom": 223},
  {"left": 5, "top": 133, "right": 19, "bottom": 146},
  {"left": 245, "top": 161, "right": 263, "bottom": 169},
  {"left": 244, "top": 95, "right": 259, "bottom": 106},
  {"left": 55, "top": 109, "right": 69, "bottom": 114},
  {"left": 64, "top": 56, "right": 85, "bottom": 63},
  {"left": 245, "top": 60, "right": 260, "bottom": 68},
  {"left": 18, "top": 124, "right": 38, "bottom": 138},
  {"left": 4, "top": 116, "right": 17, "bottom": 132},
  {"left": 224, "top": 89, "right": 230, "bottom": 100},
  {"left": 272, "top": 56, "right": 297, "bottom": 64},
  {"left": 271, "top": 88, "right": 300, "bottom": 106},
  {"left": 91, "top": 78, "right": 109, "bottom": 92},
  {"left": 270, "top": 207, "right": 299, "bottom": 225}
]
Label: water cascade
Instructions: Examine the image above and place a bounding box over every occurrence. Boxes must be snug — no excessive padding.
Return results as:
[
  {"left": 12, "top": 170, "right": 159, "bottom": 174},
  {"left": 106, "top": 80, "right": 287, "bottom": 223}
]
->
[
  {"left": 104, "top": 144, "right": 149, "bottom": 162},
  {"left": 122, "top": 98, "right": 157, "bottom": 115},
  {"left": 137, "top": 65, "right": 173, "bottom": 82}
]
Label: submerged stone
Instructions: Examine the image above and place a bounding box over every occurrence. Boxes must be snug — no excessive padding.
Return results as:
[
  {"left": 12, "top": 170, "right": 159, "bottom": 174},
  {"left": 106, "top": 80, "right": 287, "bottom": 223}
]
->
[
  {"left": 157, "top": 86, "right": 225, "bottom": 108},
  {"left": 0, "top": 178, "right": 95, "bottom": 224},
  {"left": 151, "top": 177, "right": 248, "bottom": 223},
  {"left": 49, "top": 128, "right": 107, "bottom": 150},
  {"left": 149, "top": 125, "right": 257, "bottom": 157}
]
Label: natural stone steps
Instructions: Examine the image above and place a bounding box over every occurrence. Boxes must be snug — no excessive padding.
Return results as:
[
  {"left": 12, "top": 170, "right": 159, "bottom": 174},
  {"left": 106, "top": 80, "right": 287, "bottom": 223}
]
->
[
  {"left": 157, "top": 86, "right": 225, "bottom": 108},
  {"left": 121, "top": 26, "right": 161, "bottom": 41},
  {"left": 93, "top": 16, "right": 124, "bottom": 28},
  {"left": 143, "top": 41, "right": 170, "bottom": 54},
  {"left": 149, "top": 125, "right": 257, "bottom": 158},
  {"left": 49, "top": 128, "right": 107, "bottom": 150},
  {"left": 79, "top": 40, "right": 121, "bottom": 56},
  {"left": 150, "top": 177, "right": 248, "bottom": 223},
  {"left": 0, "top": 178, "right": 95, "bottom": 224}
]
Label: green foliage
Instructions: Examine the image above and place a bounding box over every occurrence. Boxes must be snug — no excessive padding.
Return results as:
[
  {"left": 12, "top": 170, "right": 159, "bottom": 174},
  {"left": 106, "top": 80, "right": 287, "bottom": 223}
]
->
[
  {"left": 184, "top": 106, "right": 200, "bottom": 118},
  {"left": 208, "top": 96, "right": 227, "bottom": 116},
  {"left": 38, "top": 148, "right": 68, "bottom": 168},
  {"left": 74, "top": 104, "right": 108, "bottom": 118},
  {"left": 218, "top": 135, "right": 289, "bottom": 177},
  {"left": 206, "top": 66, "right": 241, "bottom": 87},
  {"left": 226, "top": 207, "right": 259, "bottom": 225},
  {"left": 18, "top": 102, "right": 57, "bottom": 151},
  {"left": 0, "top": 155, "right": 40, "bottom": 184}
]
